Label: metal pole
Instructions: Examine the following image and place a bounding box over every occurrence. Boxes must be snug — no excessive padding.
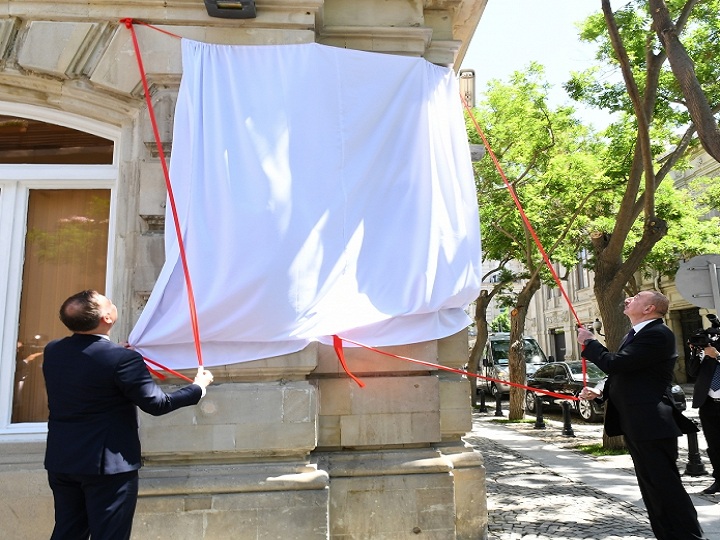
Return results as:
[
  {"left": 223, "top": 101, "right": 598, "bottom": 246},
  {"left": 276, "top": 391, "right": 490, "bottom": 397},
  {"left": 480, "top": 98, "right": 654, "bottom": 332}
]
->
[
  {"left": 685, "top": 420, "right": 708, "bottom": 476},
  {"left": 561, "top": 401, "right": 575, "bottom": 437},
  {"left": 478, "top": 388, "right": 488, "bottom": 413},
  {"left": 494, "top": 390, "right": 503, "bottom": 417},
  {"left": 708, "top": 262, "right": 720, "bottom": 311},
  {"left": 533, "top": 394, "right": 545, "bottom": 429}
]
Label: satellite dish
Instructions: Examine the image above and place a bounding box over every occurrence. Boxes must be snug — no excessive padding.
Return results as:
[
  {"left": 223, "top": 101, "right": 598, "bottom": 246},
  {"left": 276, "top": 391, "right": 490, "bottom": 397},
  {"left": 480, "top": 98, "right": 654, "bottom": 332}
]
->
[{"left": 675, "top": 254, "right": 720, "bottom": 309}]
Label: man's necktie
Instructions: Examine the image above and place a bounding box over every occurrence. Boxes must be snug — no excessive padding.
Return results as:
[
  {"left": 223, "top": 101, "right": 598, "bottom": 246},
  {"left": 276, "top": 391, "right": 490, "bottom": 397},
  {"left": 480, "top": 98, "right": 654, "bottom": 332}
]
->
[
  {"left": 620, "top": 328, "right": 636, "bottom": 349},
  {"left": 710, "top": 363, "right": 720, "bottom": 391}
]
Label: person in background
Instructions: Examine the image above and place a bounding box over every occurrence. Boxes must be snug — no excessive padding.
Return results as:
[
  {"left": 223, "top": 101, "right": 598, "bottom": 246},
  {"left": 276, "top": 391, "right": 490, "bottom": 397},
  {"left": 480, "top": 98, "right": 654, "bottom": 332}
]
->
[
  {"left": 576, "top": 290, "right": 706, "bottom": 540},
  {"left": 687, "top": 343, "right": 720, "bottom": 495},
  {"left": 43, "top": 289, "right": 214, "bottom": 540}
]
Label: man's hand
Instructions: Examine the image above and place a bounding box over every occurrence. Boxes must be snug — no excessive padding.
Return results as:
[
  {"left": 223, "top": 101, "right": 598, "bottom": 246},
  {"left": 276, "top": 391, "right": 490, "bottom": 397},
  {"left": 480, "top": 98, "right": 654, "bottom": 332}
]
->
[
  {"left": 577, "top": 326, "right": 596, "bottom": 345},
  {"left": 579, "top": 386, "right": 602, "bottom": 400},
  {"left": 193, "top": 368, "right": 214, "bottom": 389},
  {"left": 703, "top": 346, "right": 720, "bottom": 360}
]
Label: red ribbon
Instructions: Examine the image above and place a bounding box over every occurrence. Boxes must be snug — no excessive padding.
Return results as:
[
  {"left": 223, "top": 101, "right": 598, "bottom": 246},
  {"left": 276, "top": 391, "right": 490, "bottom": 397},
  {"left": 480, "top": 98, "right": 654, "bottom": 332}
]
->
[
  {"left": 122, "top": 19, "right": 204, "bottom": 368},
  {"left": 333, "top": 335, "right": 580, "bottom": 401},
  {"left": 143, "top": 356, "right": 194, "bottom": 383},
  {"left": 460, "top": 94, "right": 589, "bottom": 385}
]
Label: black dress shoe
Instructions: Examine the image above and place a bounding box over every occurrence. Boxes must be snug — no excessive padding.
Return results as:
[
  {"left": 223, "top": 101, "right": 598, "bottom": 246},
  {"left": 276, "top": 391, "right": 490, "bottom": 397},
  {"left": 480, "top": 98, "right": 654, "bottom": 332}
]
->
[{"left": 701, "top": 480, "right": 720, "bottom": 494}]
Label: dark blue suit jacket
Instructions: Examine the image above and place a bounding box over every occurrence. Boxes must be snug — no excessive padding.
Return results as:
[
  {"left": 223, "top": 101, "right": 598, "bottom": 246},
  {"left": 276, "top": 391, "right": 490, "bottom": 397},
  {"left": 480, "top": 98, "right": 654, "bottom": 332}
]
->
[
  {"left": 43, "top": 334, "right": 202, "bottom": 475},
  {"left": 582, "top": 318, "right": 682, "bottom": 441}
]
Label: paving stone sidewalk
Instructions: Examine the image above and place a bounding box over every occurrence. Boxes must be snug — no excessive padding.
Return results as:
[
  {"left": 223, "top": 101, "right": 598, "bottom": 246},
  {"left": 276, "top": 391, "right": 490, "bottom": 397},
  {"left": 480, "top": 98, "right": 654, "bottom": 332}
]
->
[{"left": 464, "top": 407, "right": 718, "bottom": 540}]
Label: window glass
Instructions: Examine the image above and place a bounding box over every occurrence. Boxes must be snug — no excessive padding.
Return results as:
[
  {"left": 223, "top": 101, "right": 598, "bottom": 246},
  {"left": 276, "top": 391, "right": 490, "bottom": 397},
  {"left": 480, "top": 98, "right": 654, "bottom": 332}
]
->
[
  {"left": 490, "top": 341, "right": 510, "bottom": 365},
  {"left": 0, "top": 116, "right": 113, "bottom": 165},
  {"left": 12, "top": 189, "right": 110, "bottom": 423},
  {"left": 534, "top": 364, "right": 554, "bottom": 378}
]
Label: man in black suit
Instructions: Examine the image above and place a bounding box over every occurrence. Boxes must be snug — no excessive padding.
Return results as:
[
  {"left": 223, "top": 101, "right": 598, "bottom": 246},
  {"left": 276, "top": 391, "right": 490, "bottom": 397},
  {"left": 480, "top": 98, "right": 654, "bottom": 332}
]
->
[
  {"left": 43, "top": 290, "right": 214, "bottom": 540},
  {"left": 687, "top": 342, "right": 720, "bottom": 495},
  {"left": 577, "top": 290, "right": 706, "bottom": 540}
]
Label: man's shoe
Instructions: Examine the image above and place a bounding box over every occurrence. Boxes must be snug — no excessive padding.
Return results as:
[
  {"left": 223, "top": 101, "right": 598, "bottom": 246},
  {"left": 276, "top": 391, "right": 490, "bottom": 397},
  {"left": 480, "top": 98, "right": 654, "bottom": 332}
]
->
[{"left": 701, "top": 480, "right": 720, "bottom": 494}]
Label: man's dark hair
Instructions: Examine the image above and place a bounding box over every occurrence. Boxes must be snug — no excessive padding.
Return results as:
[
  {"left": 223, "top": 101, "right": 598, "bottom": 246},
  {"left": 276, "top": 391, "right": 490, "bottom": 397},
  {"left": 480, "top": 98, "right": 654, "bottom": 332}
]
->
[{"left": 59, "top": 290, "right": 102, "bottom": 332}]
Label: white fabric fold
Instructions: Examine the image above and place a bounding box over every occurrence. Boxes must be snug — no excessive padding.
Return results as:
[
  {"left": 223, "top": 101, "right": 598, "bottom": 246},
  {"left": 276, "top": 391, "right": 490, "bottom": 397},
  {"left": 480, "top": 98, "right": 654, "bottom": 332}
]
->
[{"left": 128, "top": 40, "right": 481, "bottom": 369}]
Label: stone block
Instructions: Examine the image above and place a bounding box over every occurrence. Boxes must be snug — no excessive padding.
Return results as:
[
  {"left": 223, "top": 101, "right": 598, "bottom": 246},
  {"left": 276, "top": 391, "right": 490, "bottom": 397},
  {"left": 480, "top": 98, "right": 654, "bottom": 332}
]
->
[
  {"left": 318, "top": 414, "right": 341, "bottom": 447},
  {"left": 437, "top": 328, "right": 470, "bottom": 370},
  {"left": 322, "top": 0, "right": 423, "bottom": 27},
  {"left": 438, "top": 445, "right": 488, "bottom": 540},
  {"left": 217, "top": 343, "right": 319, "bottom": 381},
  {"left": 0, "top": 466, "right": 54, "bottom": 540},
  {"left": 137, "top": 161, "right": 169, "bottom": 218},
  {"left": 318, "top": 376, "right": 438, "bottom": 415},
  {"left": 132, "top": 510, "right": 205, "bottom": 540},
  {"left": 317, "top": 376, "right": 441, "bottom": 447},
  {"left": 131, "top": 235, "right": 165, "bottom": 291},
  {"left": 18, "top": 21, "right": 97, "bottom": 77},
  {"left": 329, "top": 473, "right": 455, "bottom": 539},
  {"left": 135, "top": 466, "right": 329, "bottom": 540},
  {"left": 140, "top": 382, "right": 318, "bottom": 461},
  {"left": 206, "top": 490, "right": 328, "bottom": 539},
  {"left": 439, "top": 379, "right": 472, "bottom": 439},
  {"left": 316, "top": 341, "right": 436, "bottom": 375}
]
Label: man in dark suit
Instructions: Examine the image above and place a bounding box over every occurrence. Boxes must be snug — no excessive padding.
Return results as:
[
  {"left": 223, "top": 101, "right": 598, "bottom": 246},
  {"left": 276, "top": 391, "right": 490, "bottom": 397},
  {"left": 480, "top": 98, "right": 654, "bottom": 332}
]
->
[
  {"left": 43, "top": 290, "right": 214, "bottom": 540},
  {"left": 576, "top": 290, "right": 706, "bottom": 540},
  {"left": 687, "top": 342, "right": 720, "bottom": 495}
]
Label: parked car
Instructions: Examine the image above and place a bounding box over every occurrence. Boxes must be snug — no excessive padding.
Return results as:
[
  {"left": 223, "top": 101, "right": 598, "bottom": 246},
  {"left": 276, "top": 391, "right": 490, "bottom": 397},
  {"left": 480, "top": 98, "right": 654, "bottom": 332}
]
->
[
  {"left": 526, "top": 361, "right": 607, "bottom": 422},
  {"left": 477, "top": 332, "right": 550, "bottom": 397},
  {"left": 525, "top": 361, "right": 687, "bottom": 422}
]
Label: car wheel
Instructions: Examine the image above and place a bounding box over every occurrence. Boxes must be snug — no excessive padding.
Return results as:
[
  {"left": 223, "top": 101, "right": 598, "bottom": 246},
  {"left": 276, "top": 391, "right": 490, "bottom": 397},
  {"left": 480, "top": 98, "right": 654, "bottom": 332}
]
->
[
  {"left": 576, "top": 398, "right": 600, "bottom": 422},
  {"left": 525, "top": 391, "right": 536, "bottom": 413},
  {"left": 490, "top": 383, "right": 498, "bottom": 398}
]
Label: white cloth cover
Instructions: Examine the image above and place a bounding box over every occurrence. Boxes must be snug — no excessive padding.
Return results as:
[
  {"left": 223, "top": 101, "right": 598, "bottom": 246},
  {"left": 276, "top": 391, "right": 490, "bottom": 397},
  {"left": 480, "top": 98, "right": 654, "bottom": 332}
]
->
[{"left": 128, "top": 39, "right": 481, "bottom": 369}]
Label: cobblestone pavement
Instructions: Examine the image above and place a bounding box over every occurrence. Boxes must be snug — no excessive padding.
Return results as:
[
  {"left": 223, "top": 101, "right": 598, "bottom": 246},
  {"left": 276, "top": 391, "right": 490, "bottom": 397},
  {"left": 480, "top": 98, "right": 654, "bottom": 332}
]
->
[{"left": 463, "top": 398, "right": 718, "bottom": 540}]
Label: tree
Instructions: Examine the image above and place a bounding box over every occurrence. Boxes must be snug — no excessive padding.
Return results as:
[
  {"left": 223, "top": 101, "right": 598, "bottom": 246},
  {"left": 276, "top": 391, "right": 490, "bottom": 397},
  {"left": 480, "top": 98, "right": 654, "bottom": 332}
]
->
[
  {"left": 467, "top": 265, "right": 514, "bottom": 404},
  {"left": 648, "top": 0, "right": 720, "bottom": 162},
  {"left": 566, "top": 0, "right": 720, "bottom": 349},
  {"left": 491, "top": 309, "right": 511, "bottom": 332},
  {"left": 468, "top": 64, "right": 606, "bottom": 420}
]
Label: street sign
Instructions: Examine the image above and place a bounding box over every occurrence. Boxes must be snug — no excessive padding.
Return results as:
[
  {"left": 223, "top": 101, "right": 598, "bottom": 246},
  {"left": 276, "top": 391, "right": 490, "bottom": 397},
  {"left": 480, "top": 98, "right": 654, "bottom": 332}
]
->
[{"left": 675, "top": 254, "right": 720, "bottom": 309}]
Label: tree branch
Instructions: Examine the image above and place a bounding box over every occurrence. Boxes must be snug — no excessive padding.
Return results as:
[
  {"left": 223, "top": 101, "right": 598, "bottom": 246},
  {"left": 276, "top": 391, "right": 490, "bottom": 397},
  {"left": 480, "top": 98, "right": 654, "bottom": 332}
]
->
[{"left": 649, "top": 0, "right": 720, "bottom": 162}]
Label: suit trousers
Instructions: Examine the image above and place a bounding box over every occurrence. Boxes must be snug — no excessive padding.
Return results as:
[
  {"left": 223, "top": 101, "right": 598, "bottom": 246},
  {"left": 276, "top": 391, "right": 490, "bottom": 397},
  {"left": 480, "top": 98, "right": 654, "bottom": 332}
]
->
[
  {"left": 624, "top": 437, "right": 706, "bottom": 540},
  {"left": 699, "top": 399, "right": 720, "bottom": 479},
  {"left": 48, "top": 470, "right": 139, "bottom": 540}
]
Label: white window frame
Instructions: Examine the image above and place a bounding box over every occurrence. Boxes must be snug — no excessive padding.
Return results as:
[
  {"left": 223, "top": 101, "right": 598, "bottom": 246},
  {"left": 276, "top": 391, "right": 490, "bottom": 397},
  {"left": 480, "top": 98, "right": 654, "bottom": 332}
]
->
[{"left": 0, "top": 102, "right": 120, "bottom": 440}]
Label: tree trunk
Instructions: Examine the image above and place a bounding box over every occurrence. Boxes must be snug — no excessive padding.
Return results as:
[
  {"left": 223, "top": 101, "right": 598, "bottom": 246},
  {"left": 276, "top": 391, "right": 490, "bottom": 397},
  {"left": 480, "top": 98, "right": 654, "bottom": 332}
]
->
[
  {"left": 468, "top": 291, "right": 491, "bottom": 406},
  {"left": 507, "top": 278, "right": 541, "bottom": 420},
  {"left": 602, "top": 429, "right": 626, "bottom": 450}
]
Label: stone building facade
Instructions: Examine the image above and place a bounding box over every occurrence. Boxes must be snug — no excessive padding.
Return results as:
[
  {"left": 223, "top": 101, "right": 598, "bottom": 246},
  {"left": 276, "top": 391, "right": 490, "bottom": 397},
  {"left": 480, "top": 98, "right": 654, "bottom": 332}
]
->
[{"left": 0, "top": 1, "right": 488, "bottom": 538}]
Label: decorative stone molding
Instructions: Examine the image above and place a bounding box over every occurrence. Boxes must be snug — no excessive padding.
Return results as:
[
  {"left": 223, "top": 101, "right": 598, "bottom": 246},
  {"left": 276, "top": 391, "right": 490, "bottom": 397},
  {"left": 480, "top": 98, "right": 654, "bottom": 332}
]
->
[
  {"left": 545, "top": 311, "right": 570, "bottom": 326},
  {"left": 134, "top": 290, "right": 152, "bottom": 313},
  {"left": 318, "top": 25, "right": 433, "bottom": 56},
  {"left": 139, "top": 214, "right": 164, "bottom": 234}
]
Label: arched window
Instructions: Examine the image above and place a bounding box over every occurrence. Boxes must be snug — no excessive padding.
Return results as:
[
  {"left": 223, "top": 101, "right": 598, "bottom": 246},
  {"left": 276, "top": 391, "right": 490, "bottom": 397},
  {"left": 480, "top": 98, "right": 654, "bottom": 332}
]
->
[
  {"left": 0, "top": 112, "right": 117, "bottom": 430},
  {"left": 0, "top": 115, "right": 113, "bottom": 165}
]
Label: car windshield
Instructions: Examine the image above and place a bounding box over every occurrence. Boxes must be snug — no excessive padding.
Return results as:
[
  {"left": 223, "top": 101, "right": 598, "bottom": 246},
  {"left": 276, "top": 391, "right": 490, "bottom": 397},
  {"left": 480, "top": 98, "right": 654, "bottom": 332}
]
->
[
  {"left": 568, "top": 362, "right": 606, "bottom": 381},
  {"left": 522, "top": 340, "right": 546, "bottom": 364},
  {"left": 491, "top": 338, "right": 546, "bottom": 366}
]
